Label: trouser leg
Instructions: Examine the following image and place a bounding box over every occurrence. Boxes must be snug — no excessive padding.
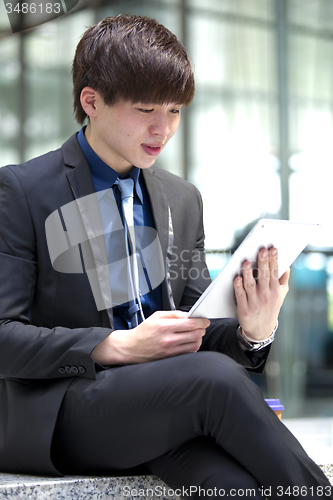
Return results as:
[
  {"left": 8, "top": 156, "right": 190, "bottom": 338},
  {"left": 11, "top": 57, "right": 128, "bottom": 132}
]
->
[
  {"left": 147, "top": 436, "right": 263, "bottom": 499},
  {"left": 51, "top": 352, "right": 332, "bottom": 499}
]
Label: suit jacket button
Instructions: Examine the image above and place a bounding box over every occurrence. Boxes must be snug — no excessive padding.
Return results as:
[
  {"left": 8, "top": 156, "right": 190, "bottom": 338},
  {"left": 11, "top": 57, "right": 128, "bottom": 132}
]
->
[
  {"left": 65, "top": 366, "right": 72, "bottom": 374},
  {"left": 78, "top": 366, "right": 86, "bottom": 374},
  {"left": 58, "top": 367, "right": 66, "bottom": 374},
  {"left": 71, "top": 366, "right": 79, "bottom": 374}
]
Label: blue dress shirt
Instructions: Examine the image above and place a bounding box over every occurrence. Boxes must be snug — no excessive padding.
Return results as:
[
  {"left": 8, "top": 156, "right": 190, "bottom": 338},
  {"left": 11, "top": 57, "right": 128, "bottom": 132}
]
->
[{"left": 77, "top": 127, "right": 163, "bottom": 330}]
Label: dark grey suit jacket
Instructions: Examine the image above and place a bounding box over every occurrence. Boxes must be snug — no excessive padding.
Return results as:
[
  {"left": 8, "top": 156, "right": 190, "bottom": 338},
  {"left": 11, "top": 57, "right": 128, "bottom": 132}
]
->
[{"left": 0, "top": 133, "right": 265, "bottom": 475}]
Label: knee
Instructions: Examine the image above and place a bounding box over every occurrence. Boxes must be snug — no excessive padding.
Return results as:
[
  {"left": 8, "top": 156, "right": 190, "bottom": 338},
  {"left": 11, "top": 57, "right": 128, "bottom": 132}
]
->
[{"left": 181, "top": 351, "right": 249, "bottom": 392}]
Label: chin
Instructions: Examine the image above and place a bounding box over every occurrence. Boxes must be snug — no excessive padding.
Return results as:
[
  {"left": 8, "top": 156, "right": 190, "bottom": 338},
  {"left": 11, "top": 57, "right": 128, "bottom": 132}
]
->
[{"left": 138, "top": 160, "right": 157, "bottom": 170}]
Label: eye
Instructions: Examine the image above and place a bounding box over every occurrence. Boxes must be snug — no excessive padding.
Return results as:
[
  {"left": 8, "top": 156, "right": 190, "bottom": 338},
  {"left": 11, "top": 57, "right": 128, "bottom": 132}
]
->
[
  {"left": 138, "top": 108, "right": 154, "bottom": 114},
  {"left": 169, "top": 108, "right": 181, "bottom": 115}
]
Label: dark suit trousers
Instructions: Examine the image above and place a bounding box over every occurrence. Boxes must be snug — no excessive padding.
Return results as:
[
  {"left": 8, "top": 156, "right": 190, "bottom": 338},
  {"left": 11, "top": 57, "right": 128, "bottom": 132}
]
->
[{"left": 51, "top": 351, "right": 332, "bottom": 499}]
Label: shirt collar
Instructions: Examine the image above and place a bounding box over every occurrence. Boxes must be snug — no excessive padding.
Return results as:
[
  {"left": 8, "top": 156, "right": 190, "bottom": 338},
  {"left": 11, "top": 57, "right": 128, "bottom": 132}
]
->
[{"left": 77, "top": 127, "right": 143, "bottom": 203}]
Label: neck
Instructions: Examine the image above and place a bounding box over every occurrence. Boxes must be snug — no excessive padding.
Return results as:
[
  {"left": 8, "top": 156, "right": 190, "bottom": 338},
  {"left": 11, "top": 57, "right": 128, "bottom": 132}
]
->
[{"left": 84, "top": 124, "right": 133, "bottom": 175}]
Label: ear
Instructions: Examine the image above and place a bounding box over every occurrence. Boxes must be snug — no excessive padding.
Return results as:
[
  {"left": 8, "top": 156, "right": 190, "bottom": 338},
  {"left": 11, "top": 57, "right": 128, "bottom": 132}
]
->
[{"left": 80, "top": 87, "right": 100, "bottom": 118}]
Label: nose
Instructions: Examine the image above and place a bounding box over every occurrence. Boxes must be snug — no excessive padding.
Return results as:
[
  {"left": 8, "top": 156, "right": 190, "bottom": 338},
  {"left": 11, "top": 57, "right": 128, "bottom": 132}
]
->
[{"left": 149, "top": 113, "right": 171, "bottom": 138}]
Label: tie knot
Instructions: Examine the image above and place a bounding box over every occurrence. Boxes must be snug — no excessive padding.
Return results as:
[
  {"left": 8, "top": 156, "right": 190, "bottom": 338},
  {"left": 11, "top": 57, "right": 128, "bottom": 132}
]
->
[{"left": 116, "top": 177, "right": 134, "bottom": 201}]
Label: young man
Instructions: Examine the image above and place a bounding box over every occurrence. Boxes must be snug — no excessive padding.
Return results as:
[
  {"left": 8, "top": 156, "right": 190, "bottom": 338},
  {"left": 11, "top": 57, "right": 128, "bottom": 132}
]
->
[{"left": 0, "top": 15, "right": 331, "bottom": 499}]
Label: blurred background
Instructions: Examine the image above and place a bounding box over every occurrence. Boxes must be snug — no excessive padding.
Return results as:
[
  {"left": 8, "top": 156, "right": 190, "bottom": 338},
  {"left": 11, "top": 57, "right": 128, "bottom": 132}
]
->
[{"left": 0, "top": 0, "right": 333, "bottom": 418}]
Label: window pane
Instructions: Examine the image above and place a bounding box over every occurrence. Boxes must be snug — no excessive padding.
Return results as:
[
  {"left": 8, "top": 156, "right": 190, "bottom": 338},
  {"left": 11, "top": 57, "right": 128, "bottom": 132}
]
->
[
  {"left": 191, "top": 16, "right": 276, "bottom": 92},
  {"left": 24, "top": 10, "right": 95, "bottom": 160},
  {"left": 289, "top": 34, "right": 333, "bottom": 101},
  {"left": 289, "top": 29, "right": 333, "bottom": 248},
  {"left": 0, "top": 0, "right": 11, "bottom": 31},
  {"left": 187, "top": 12, "right": 279, "bottom": 250},
  {"left": 289, "top": 0, "right": 333, "bottom": 30},
  {"left": 99, "top": 1, "right": 182, "bottom": 39},
  {"left": 189, "top": 0, "right": 274, "bottom": 20},
  {"left": 189, "top": 98, "right": 280, "bottom": 250},
  {"left": 0, "top": 35, "right": 20, "bottom": 165}
]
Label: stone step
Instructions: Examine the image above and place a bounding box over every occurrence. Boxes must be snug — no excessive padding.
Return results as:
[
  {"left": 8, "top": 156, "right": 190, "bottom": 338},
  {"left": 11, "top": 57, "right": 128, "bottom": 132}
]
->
[
  {"left": 0, "top": 473, "right": 181, "bottom": 499},
  {"left": 0, "top": 467, "right": 332, "bottom": 500}
]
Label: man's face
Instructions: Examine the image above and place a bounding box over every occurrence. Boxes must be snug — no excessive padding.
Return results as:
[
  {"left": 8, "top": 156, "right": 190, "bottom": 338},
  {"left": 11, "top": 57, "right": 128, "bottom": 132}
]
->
[{"left": 86, "top": 96, "right": 182, "bottom": 174}]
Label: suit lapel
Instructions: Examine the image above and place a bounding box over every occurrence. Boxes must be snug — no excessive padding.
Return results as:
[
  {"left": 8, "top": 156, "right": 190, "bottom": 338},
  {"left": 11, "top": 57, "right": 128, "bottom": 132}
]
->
[
  {"left": 142, "top": 168, "right": 169, "bottom": 264},
  {"left": 142, "top": 169, "right": 176, "bottom": 310},
  {"left": 62, "top": 133, "right": 97, "bottom": 199},
  {"left": 62, "top": 136, "right": 114, "bottom": 327}
]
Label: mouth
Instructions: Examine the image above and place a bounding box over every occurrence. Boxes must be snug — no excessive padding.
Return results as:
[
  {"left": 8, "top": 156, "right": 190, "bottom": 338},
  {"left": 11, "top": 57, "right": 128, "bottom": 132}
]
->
[{"left": 141, "top": 144, "right": 163, "bottom": 156}]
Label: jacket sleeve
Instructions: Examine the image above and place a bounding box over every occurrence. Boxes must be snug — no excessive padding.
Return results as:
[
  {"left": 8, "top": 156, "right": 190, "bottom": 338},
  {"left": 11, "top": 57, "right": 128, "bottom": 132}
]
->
[
  {"left": 199, "top": 318, "right": 270, "bottom": 373},
  {"left": 0, "top": 166, "right": 111, "bottom": 381}
]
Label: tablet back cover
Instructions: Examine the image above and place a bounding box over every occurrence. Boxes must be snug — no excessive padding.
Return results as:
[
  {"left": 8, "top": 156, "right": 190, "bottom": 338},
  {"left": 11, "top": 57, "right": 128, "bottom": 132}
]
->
[{"left": 188, "top": 219, "right": 320, "bottom": 319}]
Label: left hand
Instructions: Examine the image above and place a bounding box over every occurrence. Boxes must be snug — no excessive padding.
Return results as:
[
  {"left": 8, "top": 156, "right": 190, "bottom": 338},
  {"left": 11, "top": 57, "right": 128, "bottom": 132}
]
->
[{"left": 234, "top": 247, "right": 290, "bottom": 341}]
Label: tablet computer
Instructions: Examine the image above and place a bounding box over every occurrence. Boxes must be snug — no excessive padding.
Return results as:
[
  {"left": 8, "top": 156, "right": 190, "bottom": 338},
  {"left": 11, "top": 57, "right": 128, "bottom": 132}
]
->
[{"left": 187, "top": 219, "right": 320, "bottom": 319}]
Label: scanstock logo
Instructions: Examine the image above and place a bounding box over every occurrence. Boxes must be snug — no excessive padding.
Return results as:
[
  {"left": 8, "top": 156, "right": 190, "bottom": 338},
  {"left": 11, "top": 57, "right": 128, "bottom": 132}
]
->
[
  {"left": 4, "top": 0, "right": 80, "bottom": 33},
  {"left": 45, "top": 189, "right": 165, "bottom": 312}
]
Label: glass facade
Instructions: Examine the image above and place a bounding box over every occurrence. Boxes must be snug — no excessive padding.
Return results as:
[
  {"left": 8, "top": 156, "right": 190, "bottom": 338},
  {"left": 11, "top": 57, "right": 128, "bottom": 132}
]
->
[{"left": 0, "top": 0, "right": 333, "bottom": 417}]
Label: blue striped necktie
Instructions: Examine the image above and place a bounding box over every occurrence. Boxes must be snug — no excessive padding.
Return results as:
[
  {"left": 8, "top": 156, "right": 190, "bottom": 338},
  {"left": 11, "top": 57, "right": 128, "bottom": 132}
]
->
[{"left": 116, "top": 177, "right": 145, "bottom": 327}]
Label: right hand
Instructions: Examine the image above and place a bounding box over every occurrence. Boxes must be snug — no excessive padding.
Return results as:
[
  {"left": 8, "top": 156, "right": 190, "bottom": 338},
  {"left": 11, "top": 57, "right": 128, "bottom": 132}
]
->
[{"left": 91, "top": 310, "right": 210, "bottom": 365}]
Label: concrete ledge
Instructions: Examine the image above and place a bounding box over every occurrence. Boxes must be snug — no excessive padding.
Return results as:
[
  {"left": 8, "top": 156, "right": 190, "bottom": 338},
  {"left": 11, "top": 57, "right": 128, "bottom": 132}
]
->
[
  {"left": 0, "top": 473, "right": 181, "bottom": 499},
  {"left": 0, "top": 467, "right": 332, "bottom": 500},
  {"left": 321, "top": 464, "right": 333, "bottom": 485}
]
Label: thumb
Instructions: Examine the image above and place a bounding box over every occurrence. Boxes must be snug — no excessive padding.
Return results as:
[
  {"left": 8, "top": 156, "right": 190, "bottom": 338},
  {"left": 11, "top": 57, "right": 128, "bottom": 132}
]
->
[
  {"left": 152, "top": 310, "right": 188, "bottom": 320},
  {"left": 279, "top": 268, "right": 290, "bottom": 288}
]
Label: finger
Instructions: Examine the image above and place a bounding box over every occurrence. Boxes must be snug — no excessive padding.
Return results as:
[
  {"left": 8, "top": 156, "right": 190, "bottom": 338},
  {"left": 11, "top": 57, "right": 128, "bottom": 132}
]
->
[
  {"left": 234, "top": 275, "right": 249, "bottom": 314},
  {"left": 173, "top": 317, "right": 210, "bottom": 333},
  {"left": 242, "top": 261, "right": 257, "bottom": 297},
  {"left": 257, "top": 248, "right": 270, "bottom": 290},
  {"left": 279, "top": 268, "right": 290, "bottom": 286},
  {"left": 151, "top": 313, "right": 209, "bottom": 333},
  {"left": 154, "top": 310, "right": 188, "bottom": 320},
  {"left": 162, "top": 328, "right": 206, "bottom": 356},
  {"left": 279, "top": 269, "right": 290, "bottom": 298},
  {"left": 268, "top": 247, "right": 279, "bottom": 288},
  {"left": 177, "top": 328, "right": 207, "bottom": 343},
  {"left": 168, "top": 338, "right": 204, "bottom": 356},
  {"left": 154, "top": 310, "right": 210, "bottom": 330}
]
